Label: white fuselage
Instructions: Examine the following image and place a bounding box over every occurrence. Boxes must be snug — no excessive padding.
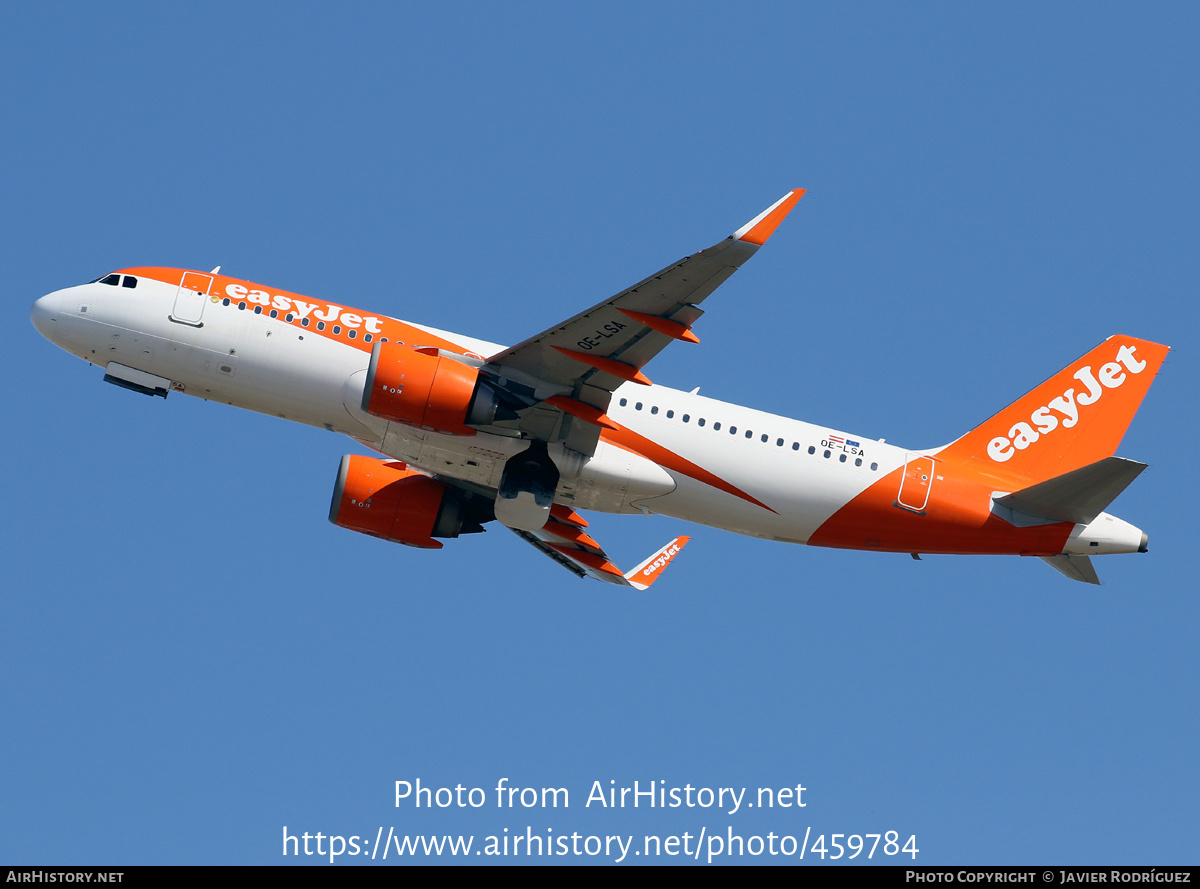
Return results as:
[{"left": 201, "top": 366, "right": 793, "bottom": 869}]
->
[
  {"left": 32, "top": 271, "right": 1150, "bottom": 565},
  {"left": 32, "top": 275, "right": 906, "bottom": 544}
]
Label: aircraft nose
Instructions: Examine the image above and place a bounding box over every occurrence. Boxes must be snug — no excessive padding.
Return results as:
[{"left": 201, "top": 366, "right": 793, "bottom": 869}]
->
[{"left": 30, "top": 293, "right": 58, "bottom": 339}]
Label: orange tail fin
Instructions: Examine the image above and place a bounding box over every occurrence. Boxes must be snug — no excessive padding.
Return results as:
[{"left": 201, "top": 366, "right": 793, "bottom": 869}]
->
[{"left": 938, "top": 336, "right": 1169, "bottom": 488}]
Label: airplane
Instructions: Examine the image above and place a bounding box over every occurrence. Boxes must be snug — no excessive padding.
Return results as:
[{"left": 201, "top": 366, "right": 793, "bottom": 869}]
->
[{"left": 30, "top": 190, "right": 1169, "bottom": 587}]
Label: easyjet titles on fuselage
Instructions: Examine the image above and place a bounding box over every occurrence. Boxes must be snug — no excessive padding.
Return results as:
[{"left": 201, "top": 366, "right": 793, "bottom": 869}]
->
[{"left": 222, "top": 283, "right": 385, "bottom": 334}]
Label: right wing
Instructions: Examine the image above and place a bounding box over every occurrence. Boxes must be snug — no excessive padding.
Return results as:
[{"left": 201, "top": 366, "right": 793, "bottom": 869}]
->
[{"left": 477, "top": 190, "right": 806, "bottom": 456}]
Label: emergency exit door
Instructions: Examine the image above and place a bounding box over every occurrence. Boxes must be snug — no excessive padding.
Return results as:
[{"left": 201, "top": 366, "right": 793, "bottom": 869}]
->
[
  {"left": 896, "top": 454, "right": 935, "bottom": 513},
  {"left": 170, "top": 271, "right": 212, "bottom": 326}
]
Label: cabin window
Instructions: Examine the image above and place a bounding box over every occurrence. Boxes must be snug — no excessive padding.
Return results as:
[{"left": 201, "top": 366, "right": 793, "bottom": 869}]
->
[
  {"left": 729, "top": 426, "right": 736, "bottom": 435},
  {"left": 222, "top": 298, "right": 230, "bottom": 306},
  {"left": 666, "top": 410, "right": 674, "bottom": 419},
  {"left": 871, "top": 462, "right": 878, "bottom": 471},
  {"left": 839, "top": 454, "right": 847, "bottom": 463},
  {"left": 348, "top": 329, "right": 357, "bottom": 339},
  {"left": 855, "top": 458, "right": 862, "bottom": 467},
  {"left": 651, "top": 406, "right": 658, "bottom": 415},
  {"left": 333, "top": 325, "right": 342, "bottom": 335},
  {"left": 285, "top": 313, "right": 294, "bottom": 322},
  {"left": 823, "top": 450, "right": 831, "bottom": 458},
  {"left": 635, "top": 402, "right": 642, "bottom": 410},
  {"left": 254, "top": 306, "right": 262, "bottom": 314},
  {"left": 619, "top": 398, "right": 627, "bottom": 407},
  {"left": 698, "top": 418, "right": 705, "bottom": 427},
  {"left": 808, "top": 445, "right": 815, "bottom": 454},
  {"left": 317, "top": 321, "right": 326, "bottom": 330},
  {"left": 238, "top": 302, "right": 246, "bottom": 310},
  {"left": 364, "top": 334, "right": 372, "bottom": 343},
  {"left": 682, "top": 414, "right": 690, "bottom": 423},
  {"left": 713, "top": 422, "right": 721, "bottom": 431},
  {"left": 301, "top": 317, "right": 310, "bottom": 326},
  {"left": 269, "top": 309, "right": 278, "bottom": 318}
]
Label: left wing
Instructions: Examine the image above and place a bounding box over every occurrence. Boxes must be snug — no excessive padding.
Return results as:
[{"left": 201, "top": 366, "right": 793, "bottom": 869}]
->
[
  {"left": 509, "top": 503, "right": 691, "bottom": 589},
  {"left": 477, "top": 190, "right": 805, "bottom": 456}
]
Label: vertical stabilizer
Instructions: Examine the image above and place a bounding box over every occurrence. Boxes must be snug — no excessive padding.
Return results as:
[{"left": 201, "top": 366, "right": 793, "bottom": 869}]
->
[{"left": 938, "top": 336, "right": 1168, "bottom": 488}]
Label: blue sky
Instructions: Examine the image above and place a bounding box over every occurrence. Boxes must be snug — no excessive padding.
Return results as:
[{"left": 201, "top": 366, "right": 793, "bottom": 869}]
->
[{"left": 3, "top": 2, "right": 1197, "bottom": 865}]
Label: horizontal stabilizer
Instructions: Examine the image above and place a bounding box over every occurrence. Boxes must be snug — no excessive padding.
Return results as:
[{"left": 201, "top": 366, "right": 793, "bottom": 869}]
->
[
  {"left": 994, "top": 456, "right": 1147, "bottom": 526},
  {"left": 1039, "top": 554, "right": 1101, "bottom": 585}
]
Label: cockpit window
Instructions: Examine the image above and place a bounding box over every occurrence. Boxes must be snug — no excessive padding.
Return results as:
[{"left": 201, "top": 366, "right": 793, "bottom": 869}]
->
[
  {"left": 121, "top": 276, "right": 137, "bottom": 288},
  {"left": 98, "top": 274, "right": 121, "bottom": 286}
]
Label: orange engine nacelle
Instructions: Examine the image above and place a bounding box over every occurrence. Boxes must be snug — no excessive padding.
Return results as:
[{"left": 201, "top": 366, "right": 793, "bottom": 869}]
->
[
  {"left": 361, "top": 341, "right": 505, "bottom": 435},
  {"left": 328, "top": 455, "right": 482, "bottom": 549}
]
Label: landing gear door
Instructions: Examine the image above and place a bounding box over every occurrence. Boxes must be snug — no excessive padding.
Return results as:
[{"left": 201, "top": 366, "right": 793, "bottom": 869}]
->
[
  {"left": 170, "top": 271, "right": 212, "bottom": 326},
  {"left": 896, "top": 454, "right": 935, "bottom": 513}
]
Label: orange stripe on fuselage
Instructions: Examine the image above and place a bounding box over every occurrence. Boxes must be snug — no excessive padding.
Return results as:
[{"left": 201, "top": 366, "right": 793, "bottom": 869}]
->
[
  {"left": 809, "top": 461, "right": 1073, "bottom": 555},
  {"left": 121, "top": 267, "right": 476, "bottom": 357},
  {"left": 601, "top": 424, "right": 777, "bottom": 513}
]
